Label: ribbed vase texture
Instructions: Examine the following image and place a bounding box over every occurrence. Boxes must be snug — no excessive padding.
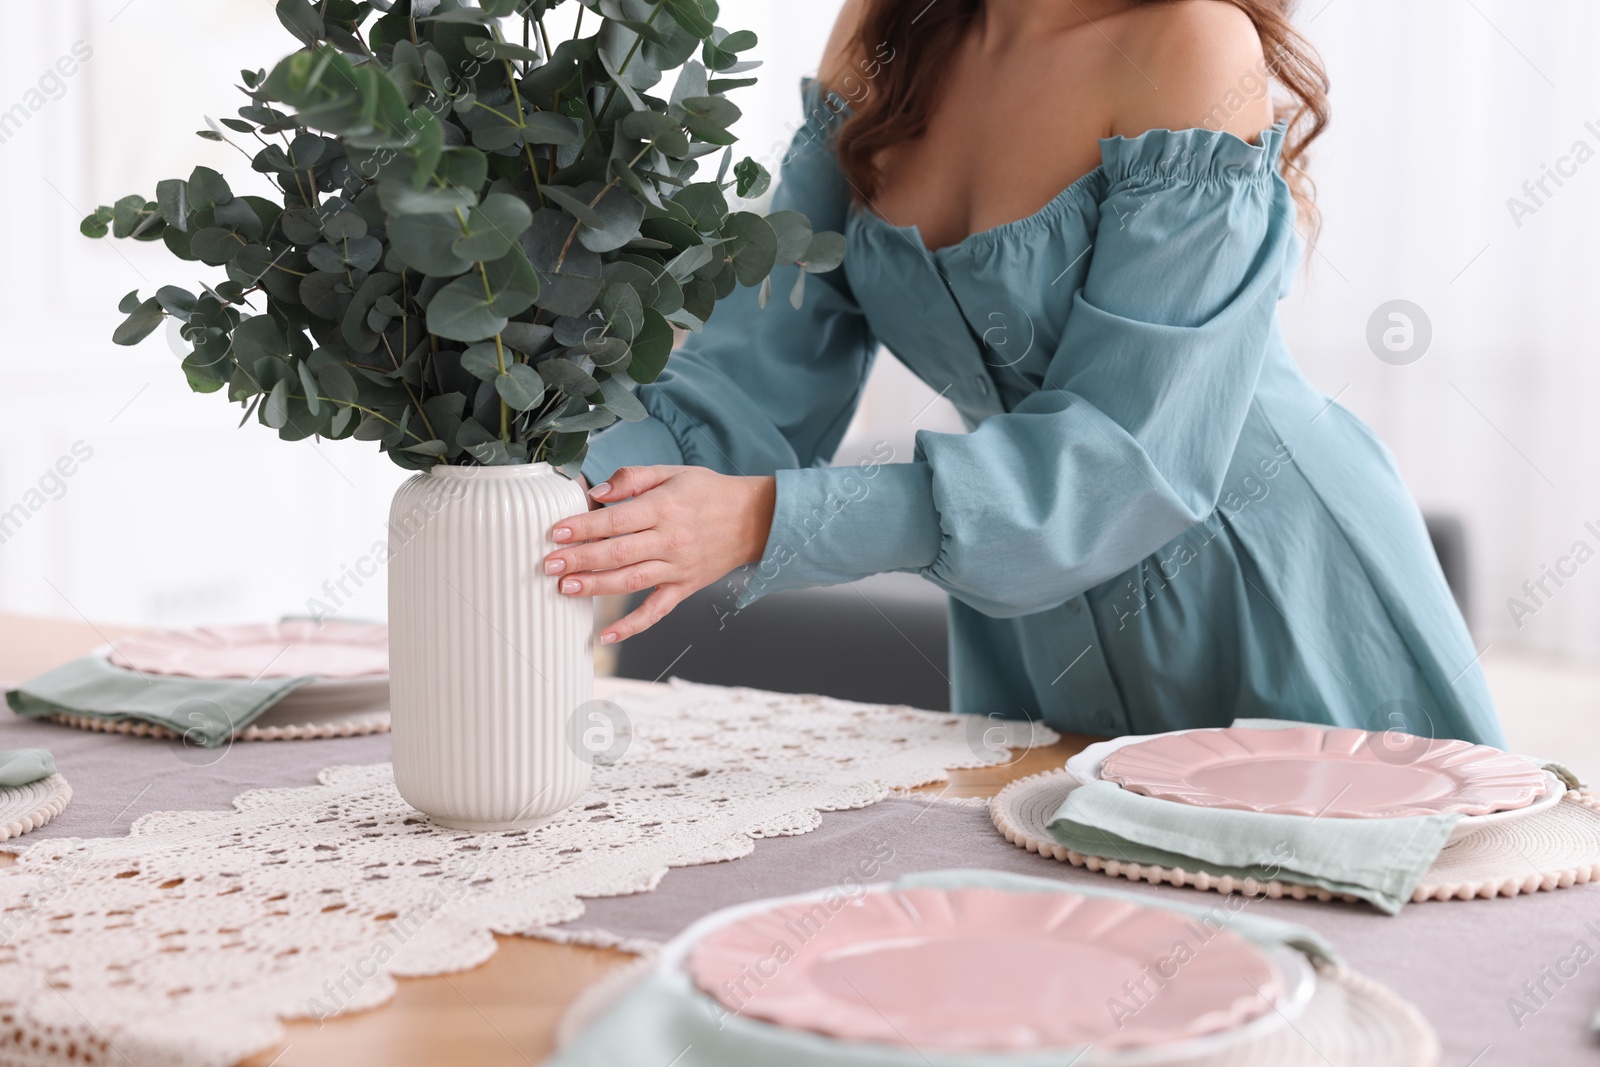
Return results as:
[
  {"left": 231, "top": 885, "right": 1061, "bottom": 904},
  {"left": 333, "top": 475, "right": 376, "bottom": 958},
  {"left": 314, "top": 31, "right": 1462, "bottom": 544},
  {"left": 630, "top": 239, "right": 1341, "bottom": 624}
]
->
[{"left": 388, "top": 462, "right": 593, "bottom": 830}]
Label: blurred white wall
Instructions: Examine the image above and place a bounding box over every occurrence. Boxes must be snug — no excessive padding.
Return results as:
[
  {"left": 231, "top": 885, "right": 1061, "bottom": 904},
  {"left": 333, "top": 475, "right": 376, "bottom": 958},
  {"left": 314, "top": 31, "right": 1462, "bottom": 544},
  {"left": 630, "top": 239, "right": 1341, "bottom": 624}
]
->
[
  {"left": 1, "top": 1, "right": 1596, "bottom": 663},
  {"left": 1275, "top": 2, "right": 1600, "bottom": 661}
]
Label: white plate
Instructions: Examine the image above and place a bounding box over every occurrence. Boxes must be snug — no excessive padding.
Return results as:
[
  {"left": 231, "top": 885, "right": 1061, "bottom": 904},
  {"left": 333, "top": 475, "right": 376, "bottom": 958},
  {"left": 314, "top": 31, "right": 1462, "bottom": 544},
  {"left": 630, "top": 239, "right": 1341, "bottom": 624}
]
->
[{"left": 1066, "top": 728, "right": 1562, "bottom": 846}]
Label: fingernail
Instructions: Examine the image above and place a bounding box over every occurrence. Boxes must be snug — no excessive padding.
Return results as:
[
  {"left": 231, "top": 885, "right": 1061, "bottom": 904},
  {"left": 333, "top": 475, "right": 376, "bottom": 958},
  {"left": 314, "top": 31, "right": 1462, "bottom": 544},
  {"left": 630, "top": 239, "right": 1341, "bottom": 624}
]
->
[
  {"left": 544, "top": 559, "right": 565, "bottom": 575},
  {"left": 600, "top": 632, "right": 618, "bottom": 645},
  {"left": 588, "top": 482, "right": 611, "bottom": 499},
  {"left": 561, "top": 578, "right": 581, "bottom": 594},
  {"left": 553, "top": 527, "right": 572, "bottom": 543}
]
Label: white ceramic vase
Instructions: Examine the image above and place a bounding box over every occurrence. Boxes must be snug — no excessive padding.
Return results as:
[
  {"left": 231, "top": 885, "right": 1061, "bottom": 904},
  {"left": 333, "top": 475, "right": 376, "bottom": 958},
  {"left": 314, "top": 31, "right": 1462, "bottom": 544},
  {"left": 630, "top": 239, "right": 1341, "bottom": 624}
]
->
[{"left": 387, "top": 462, "right": 593, "bottom": 830}]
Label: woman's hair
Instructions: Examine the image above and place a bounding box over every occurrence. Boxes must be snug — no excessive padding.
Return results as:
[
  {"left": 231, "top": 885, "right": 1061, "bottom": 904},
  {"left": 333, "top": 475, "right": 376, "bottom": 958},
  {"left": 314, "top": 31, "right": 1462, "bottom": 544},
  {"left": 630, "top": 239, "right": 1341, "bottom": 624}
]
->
[{"left": 832, "top": 0, "right": 1331, "bottom": 236}]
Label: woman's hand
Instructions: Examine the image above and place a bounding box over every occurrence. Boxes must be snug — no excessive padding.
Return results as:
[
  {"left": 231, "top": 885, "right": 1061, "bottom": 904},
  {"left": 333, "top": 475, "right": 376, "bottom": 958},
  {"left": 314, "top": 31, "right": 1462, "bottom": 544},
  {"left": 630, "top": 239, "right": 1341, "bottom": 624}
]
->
[{"left": 545, "top": 466, "right": 777, "bottom": 645}]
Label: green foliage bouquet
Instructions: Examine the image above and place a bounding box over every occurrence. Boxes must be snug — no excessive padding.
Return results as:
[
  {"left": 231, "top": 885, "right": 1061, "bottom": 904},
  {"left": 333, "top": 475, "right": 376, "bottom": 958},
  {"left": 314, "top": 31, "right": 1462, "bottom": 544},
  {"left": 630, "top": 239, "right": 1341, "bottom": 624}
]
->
[{"left": 81, "top": 0, "right": 842, "bottom": 470}]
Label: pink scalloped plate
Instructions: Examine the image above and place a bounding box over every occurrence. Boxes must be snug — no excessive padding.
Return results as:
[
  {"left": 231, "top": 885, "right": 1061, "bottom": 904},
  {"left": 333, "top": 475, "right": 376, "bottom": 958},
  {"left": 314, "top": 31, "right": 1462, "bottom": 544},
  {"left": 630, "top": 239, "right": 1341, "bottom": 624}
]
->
[
  {"left": 1099, "top": 726, "right": 1547, "bottom": 818},
  {"left": 108, "top": 621, "right": 388, "bottom": 680},
  {"left": 686, "top": 886, "right": 1283, "bottom": 1051}
]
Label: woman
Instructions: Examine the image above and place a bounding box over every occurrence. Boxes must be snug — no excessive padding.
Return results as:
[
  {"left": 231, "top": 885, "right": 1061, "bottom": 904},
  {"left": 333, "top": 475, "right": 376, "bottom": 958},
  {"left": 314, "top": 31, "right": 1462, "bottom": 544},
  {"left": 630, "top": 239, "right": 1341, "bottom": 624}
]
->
[{"left": 541, "top": 0, "right": 1507, "bottom": 745}]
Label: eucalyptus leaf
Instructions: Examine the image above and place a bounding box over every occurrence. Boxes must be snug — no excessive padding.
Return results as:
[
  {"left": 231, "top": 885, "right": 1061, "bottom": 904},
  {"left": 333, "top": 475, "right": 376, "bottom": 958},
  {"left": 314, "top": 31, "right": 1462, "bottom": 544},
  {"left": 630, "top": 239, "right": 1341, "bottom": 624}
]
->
[
  {"left": 548, "top": 408, "right": 618, "bottom": 433},
  {"left": 767, "top": 210, "right": 813, "bottom": 264},
  {"left": 461, "top": 342, "right": 504, "bottom": 381},
  {"left": 154, "top": 285, "right": 197, "bottom": 319},
  {"left": 495, "top": 363, "right": 545, "bottom": 410},
  {"left": 451, "top": 193, "right": 534, "bottom": 262},
  {"left": 80, "top": 206, "right": 115, "bottom": 239},
  {"left": 323, "top": 211, "right": 368, "bottom": 240},
  {"left": 79, "top": 0, "right": 842, "bottom": 469},
  {"left": 578, "top": 184, "right": 646, "bottom": 253},
  {"left": 388, "top": 211, "right": 476, "bottom": 276},
  {"left": 600, "top": 283, "right": 645, "bottom": 342},
  {"left": 318, "top": 361, "right": 359, "bottom": 404},
  {"left": 523, "top": 112, "right": 582, "bottom": 145},
  {"left": 726, "top": 211, "right": 777, "bottom": 287},
  {"left": 297, "top": 359, "right": 322, "bottom": 415},
  {"left": 522, "top": 208, "right": 604, "bottom": 318},
  {"left": 628, "top": 308, "right": 674, "bottom": 384},
  {"left": 424, "top": 245, "right": 539, "bottom": 342},
  {"left": 800, "top": 230, "right": 847, "bottom": 273},
  {"left": 190, "top": 228, "right": 246, "bottom": 266},
  {"left": 537, "top": 357, "right": 600, "bottom": 398},
  {"left": 156, "top": 180, "right": 191, "bottom": 231},
  {"left": 733, "top": 157, "right": 770, "bottom": 200},
  {"left": 501, "top": 321, "right": 554, "bottom": 354},
  {"left": 584, "top": 335, "right": 632, "bottom": 371},
  {"left": 280, "top": 206, "right": 323, "bottom": 244},
  {"left": 262, "top": 377, "right": 291, "bottom": 428},
  {"left": 672, "top": 183, "right": 727, "bottom": 231},
  {"left": 540, "top": 185, "right": 606, "bottom": 229},
  {"left": 112, "top": 299, "right": 165, "bottom": 346},
  {"left": 379, "top": 182, "right": 477, "bottom": 216},
  {"left": 599, "top": 375, "right": 648, "bottom": 422},
  {"left": 232, "top": 314, "right": 288, "bottom": 363},
  {"left": 187, "top": 166, "right": 232, "bottom": 210},
  {"left": 596, "top": 47, "right": 647, "bottom": 113}
]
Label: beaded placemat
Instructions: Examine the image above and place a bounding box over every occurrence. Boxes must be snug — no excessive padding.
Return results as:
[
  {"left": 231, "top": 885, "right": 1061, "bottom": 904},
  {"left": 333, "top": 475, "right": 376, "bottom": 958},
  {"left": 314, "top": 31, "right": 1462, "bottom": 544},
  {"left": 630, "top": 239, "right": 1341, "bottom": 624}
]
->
[
  {"left": 993, "top": 769, "right": 1600, "bottom": 904},
  {"left": 0, "top": 773, "right": 71, "bottom": 842},
  {"left": 47, "top": 709, "right": 390, "bottom": 742}
]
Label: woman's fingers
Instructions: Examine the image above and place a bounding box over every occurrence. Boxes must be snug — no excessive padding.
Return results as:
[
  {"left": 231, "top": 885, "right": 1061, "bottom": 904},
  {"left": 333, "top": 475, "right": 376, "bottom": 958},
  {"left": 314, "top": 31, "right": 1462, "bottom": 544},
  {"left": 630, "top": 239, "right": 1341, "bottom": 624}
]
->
[
  {"left": 589, "top": 465, "right": 681, "bottom": 504},
  {"left": 600, "top": 585, "right": 689, "bottom": 644},
  {"left": 546, "top": 531, "right": 660, "bottom": 578},
  {"left": 551, "top": 495, "right": 655, "bottom": 546},
  {"left": 557, "top": 560, "right": 672, "bottom": 599}
]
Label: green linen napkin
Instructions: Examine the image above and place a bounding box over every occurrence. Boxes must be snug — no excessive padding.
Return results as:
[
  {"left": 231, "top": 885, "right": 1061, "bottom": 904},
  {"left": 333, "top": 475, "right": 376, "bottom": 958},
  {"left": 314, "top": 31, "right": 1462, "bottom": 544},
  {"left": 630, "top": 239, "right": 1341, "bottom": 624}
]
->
[
  {"left": 1050, "top": 720, "right": 1577, "bottom": 915},
  {"left": 0, "top": 748, "right": 55, "bottom": 787},
  {"left": 1047, "top": 780, "right": 1456, "bottom": 915},
  {"left": 6, "top": 654, "right": 312, "bottom": 748},
  {"left": 547, "top": 869, "right": 1335, "bottom": 1067}
]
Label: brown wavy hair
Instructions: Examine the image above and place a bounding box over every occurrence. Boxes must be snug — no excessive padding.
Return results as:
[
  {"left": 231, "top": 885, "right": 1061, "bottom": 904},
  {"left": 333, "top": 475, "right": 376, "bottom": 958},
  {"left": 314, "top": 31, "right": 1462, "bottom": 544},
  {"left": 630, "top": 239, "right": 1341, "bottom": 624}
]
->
[{"left": 832, "top": 0, "right": 1331, "bottom": 237}]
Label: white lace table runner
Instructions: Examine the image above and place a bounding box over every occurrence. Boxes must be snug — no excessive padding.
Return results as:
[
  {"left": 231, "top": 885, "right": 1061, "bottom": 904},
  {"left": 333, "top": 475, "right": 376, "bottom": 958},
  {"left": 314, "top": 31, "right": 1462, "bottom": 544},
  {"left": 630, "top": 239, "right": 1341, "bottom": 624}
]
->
[{"left": 0, "top": 679, "right": 1055, "bottom": 1067}]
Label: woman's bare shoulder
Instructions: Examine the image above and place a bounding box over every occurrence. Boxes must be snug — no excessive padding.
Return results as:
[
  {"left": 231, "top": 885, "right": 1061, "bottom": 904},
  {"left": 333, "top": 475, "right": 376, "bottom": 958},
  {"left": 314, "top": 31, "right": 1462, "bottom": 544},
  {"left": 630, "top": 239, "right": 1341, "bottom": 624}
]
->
[{"left": 1108, "top": 1, "right": 1275, "bottom": 141}]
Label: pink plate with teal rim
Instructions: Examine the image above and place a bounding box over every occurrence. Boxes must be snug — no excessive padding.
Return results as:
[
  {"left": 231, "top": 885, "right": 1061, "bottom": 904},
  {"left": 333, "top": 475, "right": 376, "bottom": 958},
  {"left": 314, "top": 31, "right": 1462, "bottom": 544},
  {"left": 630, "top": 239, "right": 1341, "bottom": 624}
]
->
[
  {"left": 686, "top": 886, "right": 1284, "bottom": 1051},
  {"left": 1099, "top": 725, "right": 1547, "bottom": 818},
  {"left": 108, "top": 620, "right": 388, "bottom": 680}
]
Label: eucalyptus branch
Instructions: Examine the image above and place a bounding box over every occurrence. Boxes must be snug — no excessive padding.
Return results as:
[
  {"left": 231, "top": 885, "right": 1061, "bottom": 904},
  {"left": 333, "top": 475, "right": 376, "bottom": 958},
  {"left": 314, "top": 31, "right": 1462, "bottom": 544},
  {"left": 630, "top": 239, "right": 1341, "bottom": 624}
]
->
[
  {"left": 596, "top": 0, "right": 669, "bottom": 123},
  {"left": 82, "top": 0, "right": 820, "bottom": 472}
]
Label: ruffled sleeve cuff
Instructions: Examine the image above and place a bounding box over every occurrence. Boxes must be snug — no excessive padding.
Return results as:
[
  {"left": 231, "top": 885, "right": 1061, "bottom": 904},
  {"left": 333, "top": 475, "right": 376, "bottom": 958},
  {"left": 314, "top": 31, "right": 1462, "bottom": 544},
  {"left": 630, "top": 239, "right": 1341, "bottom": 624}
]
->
[
  {"left": 732, "top": 461, "right": 943, "bottom": 607},
  {"left": 1098, "top": 121, "right": 1287, "bottom": 187}
]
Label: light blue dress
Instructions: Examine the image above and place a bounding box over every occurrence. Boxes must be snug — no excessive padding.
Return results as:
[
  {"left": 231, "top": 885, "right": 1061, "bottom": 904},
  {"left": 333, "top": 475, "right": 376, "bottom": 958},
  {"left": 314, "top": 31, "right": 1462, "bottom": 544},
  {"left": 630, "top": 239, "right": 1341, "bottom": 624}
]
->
[{"left": 584, "top": 84, "right": 1507, "bottom": 747}]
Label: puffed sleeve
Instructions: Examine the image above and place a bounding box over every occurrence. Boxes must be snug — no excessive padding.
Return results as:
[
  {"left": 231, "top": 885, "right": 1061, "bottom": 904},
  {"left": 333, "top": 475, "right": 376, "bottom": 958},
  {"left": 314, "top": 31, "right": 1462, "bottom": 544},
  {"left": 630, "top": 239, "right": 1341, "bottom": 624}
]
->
[
  {"left": 580, "top": 83, "right": 879, "bottom": 485},
  {"left": 743, "top": 125, "right": 1298, "bottom": 616}
]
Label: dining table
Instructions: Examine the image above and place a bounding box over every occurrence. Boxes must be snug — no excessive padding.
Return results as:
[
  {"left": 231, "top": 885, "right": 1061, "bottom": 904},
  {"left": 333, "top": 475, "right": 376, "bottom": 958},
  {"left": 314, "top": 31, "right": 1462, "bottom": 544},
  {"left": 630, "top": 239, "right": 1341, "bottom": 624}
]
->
[
  {"left": 0, "top": 611, "right": 1085, "bottom": 1067},
  {"left": 2, "top": 610, "right": 1597, "bottom": 1066}
]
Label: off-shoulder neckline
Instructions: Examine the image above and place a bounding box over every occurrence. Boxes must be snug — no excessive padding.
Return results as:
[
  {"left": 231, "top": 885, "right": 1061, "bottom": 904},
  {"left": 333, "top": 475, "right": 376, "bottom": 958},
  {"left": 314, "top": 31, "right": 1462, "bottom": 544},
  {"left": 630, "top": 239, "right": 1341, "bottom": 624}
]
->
[{"left": 848, "top": 121, "right": 1289, "bottom": 257}]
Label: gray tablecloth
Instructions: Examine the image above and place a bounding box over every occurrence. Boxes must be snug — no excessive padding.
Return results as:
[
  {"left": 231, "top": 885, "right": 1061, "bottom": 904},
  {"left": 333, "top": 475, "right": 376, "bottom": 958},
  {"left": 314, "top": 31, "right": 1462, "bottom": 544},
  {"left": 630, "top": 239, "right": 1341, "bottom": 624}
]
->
[
  {"left": 0, "top": 711, "right": 391, "bottom": 839},
  {"left": 2, "top": 710, "right": 1595, "bottom": 1063},
  {"left": 556, "top": 795, "right": 1600, "bottom": 1065}
]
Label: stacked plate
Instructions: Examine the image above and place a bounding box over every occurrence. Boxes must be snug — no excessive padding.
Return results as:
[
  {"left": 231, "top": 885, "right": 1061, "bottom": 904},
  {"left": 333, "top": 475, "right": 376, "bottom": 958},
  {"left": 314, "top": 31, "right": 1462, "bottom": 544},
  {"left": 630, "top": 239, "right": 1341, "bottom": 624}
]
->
[
  {"left": 104, "top": 619, "right": 390, "bottom": 737},
  {"left": 677, "top": 883, "right": 1315, "bottom": 1063},
  {"left": 1070, "top": 725, "right": 1559, "bottom": 845}
]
